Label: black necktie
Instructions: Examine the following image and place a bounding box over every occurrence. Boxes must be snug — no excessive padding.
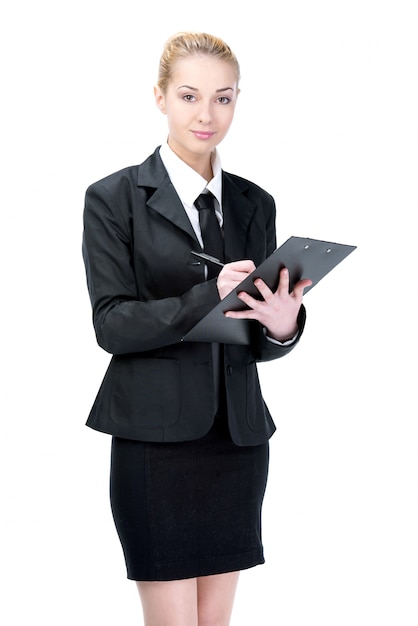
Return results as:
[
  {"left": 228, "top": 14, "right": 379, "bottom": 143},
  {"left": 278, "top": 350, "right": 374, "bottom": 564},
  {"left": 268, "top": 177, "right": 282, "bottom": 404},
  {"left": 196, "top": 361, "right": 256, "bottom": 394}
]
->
[
  {"left": 194, "top": 192, "right": 225, "bottom": 413},
  {"left": 194, "top": 192, "right": 224, "bottom": 279}
]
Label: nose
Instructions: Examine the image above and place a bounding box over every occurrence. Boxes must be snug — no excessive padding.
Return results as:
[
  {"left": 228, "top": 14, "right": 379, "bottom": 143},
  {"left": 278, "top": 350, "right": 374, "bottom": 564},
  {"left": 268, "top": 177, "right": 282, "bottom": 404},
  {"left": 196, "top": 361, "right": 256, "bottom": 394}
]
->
[{"left": 197, "top": 101, "right": 212, "bottom": 125}]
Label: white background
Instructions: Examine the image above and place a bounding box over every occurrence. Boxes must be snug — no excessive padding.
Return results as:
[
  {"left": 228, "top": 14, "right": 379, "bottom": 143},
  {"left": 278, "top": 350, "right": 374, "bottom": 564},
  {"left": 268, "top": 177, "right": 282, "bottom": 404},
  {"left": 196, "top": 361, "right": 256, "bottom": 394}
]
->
[{"left": 1, "top": 1, "right": 417, "bottom": 624}]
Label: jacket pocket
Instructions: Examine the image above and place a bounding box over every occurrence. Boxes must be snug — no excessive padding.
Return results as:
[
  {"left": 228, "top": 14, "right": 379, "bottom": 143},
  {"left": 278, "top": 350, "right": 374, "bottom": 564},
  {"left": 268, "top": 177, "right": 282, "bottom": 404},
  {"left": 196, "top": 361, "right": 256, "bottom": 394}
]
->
[{"left": 109, "top": 356, "right": 180, "bottom": 429}]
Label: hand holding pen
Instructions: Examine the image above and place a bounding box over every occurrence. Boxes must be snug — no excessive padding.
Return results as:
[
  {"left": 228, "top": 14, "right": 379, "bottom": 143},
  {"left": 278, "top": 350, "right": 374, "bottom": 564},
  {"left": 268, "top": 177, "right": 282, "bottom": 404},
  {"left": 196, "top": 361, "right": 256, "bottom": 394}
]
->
[
  {"left": 191, "top": 251, "right": 254, "bottom": 300},
  {"left": 191, "top": 249, "right": 311, "bottom": 342}
]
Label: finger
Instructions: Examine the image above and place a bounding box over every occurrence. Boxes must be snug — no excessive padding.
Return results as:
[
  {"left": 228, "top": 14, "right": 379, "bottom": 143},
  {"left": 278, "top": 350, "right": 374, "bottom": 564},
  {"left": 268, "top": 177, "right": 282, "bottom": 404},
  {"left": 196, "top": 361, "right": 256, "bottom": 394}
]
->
[
  {"left": 253, "top": 278, "right": 274, "bottom": 300},
  {"left": 291, "top": 278, "right": 313, "bottom": 298},
  {"left": 219, "top": 268, "right": 254, "bottom": 284},
  {"left": 224, "top": 259, "right": 256, "bottom": 273},
  {"left": 224, "top": 308, "right": 261, "bottom": 321},
  {"left": 236, "top": 290, "right": 261, "bottom": 309},
  {"left": 277, "top": 267, "right": 290, "bottom": 293}
]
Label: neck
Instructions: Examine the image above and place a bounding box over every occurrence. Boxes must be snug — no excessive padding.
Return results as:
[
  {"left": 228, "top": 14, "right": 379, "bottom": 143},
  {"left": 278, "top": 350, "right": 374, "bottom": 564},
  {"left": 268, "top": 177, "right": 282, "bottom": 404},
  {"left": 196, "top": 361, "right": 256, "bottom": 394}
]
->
[{"left": 167, "top": 140, "right": 214, "bottom": 181}]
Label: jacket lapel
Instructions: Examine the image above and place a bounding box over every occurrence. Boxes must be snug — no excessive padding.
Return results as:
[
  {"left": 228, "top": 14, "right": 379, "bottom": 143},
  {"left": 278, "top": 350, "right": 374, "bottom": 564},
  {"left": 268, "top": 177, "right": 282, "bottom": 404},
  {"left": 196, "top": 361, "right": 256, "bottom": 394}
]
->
[
  {"left": 136, "top": 149, "right": 262, "bottom": 258},
  {"left": 222, "top": 171, "right": 258, "bottom": 262},
  {"left": 136, "top": 148, "right": 199, "bottom": 244}
]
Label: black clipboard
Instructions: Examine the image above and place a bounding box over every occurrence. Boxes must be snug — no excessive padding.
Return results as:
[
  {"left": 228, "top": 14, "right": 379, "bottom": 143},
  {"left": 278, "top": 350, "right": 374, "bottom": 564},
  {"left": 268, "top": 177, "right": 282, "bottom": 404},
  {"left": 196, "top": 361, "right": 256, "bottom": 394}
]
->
[{"left": 182, "top": 236, "right": 356, "bottom": 345}]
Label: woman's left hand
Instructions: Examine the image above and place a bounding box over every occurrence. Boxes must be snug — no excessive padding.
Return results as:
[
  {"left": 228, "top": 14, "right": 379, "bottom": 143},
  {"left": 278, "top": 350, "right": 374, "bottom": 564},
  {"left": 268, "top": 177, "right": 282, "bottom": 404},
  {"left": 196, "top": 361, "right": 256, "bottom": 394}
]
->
[{"left": 224, "top": 267, "right": 312, "bottom": 342}]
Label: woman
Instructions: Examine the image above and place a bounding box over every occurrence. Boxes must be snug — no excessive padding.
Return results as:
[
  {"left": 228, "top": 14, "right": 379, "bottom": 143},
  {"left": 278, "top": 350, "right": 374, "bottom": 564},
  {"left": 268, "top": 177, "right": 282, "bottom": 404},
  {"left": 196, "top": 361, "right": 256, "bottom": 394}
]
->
[{"left": 82, "top": 31, "right": 311, "bottom": 626}]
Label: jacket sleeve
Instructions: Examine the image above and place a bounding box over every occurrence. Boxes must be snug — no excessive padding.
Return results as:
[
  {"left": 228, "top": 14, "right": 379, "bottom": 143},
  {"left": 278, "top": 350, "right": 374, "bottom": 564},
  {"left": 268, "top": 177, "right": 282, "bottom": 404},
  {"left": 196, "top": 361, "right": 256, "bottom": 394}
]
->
[{"left": 82, "top": 181, "right": 221, "bottom": 355}]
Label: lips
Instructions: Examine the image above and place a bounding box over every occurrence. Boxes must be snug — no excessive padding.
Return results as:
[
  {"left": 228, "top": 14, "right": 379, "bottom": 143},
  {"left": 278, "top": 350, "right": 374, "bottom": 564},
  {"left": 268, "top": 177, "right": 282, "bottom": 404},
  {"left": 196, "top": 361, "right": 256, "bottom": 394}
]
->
[{"left": 192, "top": 131, "right": 215, "bottom": 140}]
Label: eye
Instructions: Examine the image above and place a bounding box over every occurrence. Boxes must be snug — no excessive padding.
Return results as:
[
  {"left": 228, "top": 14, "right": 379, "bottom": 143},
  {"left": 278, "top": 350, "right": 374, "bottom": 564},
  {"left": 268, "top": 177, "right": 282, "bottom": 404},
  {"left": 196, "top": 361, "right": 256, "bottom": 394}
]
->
[
  {"left": 217, "top": 96, "right": 231, "bottom": 105},
  {"left": 182, "top": 94, "right": 196, "bottom": 102}
]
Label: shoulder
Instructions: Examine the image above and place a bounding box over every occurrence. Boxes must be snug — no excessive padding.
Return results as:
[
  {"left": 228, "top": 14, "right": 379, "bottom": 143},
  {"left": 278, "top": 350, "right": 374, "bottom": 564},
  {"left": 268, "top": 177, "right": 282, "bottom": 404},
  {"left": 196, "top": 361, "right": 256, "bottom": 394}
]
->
[
  {"left": 223, "top": 170, "right": 275, "bottom": 204},
  {"left": 85, "top": 147, "right": 166, "bottom": 198},
  {"left": 86, "top": 165, "right": 138, "bottom": 197},
  {"left": 83, "top": 148, "right": 169, "bottom": 233}
]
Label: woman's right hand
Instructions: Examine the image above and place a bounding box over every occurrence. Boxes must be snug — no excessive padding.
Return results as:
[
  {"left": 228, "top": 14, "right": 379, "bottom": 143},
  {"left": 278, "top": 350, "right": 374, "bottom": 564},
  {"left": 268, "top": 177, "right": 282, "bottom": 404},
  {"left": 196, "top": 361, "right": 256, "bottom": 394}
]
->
[{"left": 216, "top": 260, "right": 256, "bottom": 300}]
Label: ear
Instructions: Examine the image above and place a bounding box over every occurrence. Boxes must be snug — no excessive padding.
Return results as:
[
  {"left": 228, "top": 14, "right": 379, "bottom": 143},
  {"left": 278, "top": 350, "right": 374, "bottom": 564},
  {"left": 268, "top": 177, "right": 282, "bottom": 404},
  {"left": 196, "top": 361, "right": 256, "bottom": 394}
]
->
[{"left": 154, "top": 85, "right": 167, "bottom": 114}]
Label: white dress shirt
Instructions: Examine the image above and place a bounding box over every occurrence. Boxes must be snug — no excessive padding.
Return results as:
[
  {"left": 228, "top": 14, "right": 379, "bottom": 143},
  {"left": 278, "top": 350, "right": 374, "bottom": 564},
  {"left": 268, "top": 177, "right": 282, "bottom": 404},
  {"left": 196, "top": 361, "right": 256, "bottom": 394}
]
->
[{"left": 159, "top": 141, "right": 222, "bottom": 248}]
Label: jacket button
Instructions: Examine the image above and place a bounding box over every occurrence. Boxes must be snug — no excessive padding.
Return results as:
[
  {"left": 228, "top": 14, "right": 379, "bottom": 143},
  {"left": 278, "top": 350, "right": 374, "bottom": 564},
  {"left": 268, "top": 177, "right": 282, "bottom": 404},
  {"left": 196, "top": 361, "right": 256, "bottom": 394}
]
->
[{"left": 227, "top": 366, "right": 233, "bottom": 375}]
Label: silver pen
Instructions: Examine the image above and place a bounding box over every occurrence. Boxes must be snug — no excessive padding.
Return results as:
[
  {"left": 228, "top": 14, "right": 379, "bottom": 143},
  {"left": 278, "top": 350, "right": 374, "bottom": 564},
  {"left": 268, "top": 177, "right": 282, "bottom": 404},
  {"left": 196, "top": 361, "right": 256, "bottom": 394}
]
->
[{"left": 190, "top": 251, "right": 224, "bottom": 267}]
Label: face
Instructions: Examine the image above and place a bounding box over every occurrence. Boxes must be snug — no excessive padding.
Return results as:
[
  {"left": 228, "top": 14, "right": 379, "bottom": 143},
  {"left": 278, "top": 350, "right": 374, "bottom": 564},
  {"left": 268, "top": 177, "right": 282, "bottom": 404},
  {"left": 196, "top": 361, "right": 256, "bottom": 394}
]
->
[{"left": 154, "top": 54, "right": 239, "bottom": 172}]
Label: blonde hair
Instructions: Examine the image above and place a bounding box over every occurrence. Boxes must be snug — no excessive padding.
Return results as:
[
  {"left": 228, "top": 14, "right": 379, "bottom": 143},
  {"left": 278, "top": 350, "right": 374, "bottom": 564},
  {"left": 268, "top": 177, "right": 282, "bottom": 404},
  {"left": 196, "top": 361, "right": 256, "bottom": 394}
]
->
[{"left": 157, "top": 31, "right": 240, "bottom": 94}]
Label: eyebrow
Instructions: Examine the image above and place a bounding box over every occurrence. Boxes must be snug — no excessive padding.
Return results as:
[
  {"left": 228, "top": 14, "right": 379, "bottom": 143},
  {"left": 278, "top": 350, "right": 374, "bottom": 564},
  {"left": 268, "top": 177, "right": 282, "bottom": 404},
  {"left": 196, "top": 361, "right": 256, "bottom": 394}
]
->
[{"left": 177, "top": 85, "right": 235, "bottom": 93}]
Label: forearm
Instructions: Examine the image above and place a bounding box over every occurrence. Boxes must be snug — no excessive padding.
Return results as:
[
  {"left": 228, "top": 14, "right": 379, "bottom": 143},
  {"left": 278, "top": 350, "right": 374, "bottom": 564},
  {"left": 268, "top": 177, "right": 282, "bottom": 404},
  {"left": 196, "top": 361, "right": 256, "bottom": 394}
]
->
[{"left": 92, "top": 280, "right": 220, "bottom": 354}]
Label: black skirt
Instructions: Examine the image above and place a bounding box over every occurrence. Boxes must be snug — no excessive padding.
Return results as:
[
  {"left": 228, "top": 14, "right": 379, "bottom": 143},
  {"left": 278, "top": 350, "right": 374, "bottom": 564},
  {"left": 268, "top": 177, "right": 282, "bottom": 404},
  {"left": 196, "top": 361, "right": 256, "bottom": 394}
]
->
[{"left": 109, "top": 413, "right": 269, "bottom": 581}]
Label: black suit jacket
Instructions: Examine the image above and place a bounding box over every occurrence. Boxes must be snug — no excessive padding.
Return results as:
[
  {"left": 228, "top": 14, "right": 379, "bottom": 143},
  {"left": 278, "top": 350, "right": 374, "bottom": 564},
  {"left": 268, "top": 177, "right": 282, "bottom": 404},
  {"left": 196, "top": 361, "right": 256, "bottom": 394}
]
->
[{"left": 82, "top": 147, "right": 306, "bottom": 446}]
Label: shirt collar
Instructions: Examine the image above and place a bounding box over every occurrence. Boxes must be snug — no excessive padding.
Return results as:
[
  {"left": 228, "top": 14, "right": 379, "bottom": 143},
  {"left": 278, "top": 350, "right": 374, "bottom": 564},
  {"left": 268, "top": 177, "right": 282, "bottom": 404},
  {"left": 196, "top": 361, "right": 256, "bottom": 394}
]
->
[{"left": 159, "top": 141, "right": 223, "bottom": 208}]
